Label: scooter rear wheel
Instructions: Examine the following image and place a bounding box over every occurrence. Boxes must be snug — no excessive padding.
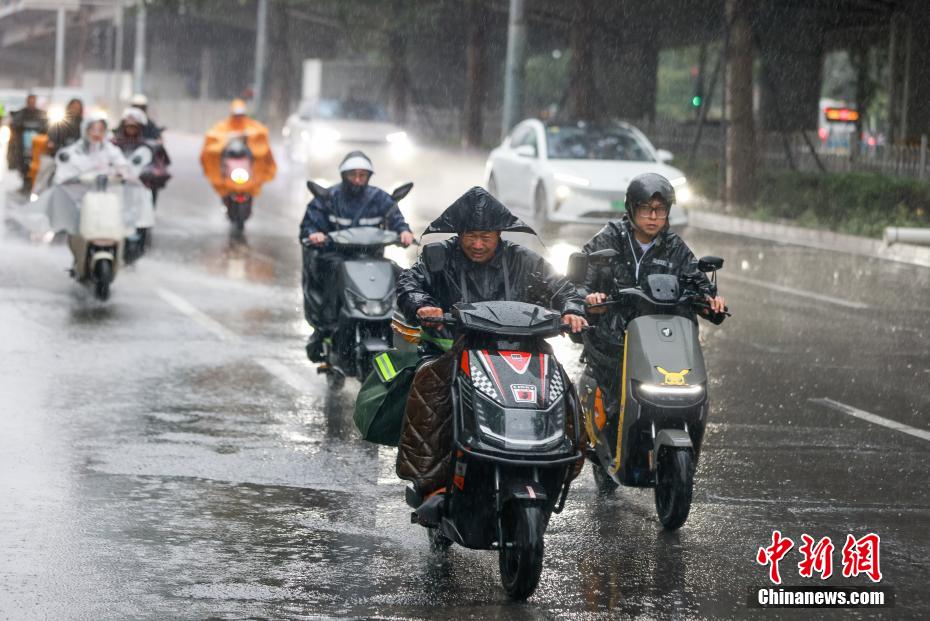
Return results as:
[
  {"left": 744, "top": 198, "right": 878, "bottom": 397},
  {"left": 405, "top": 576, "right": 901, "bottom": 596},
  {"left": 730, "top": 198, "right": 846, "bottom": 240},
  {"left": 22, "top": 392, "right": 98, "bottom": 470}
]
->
[
  {"left": 93, "top": 259, "right": 113, "bottom": 301},
  {"left": 498, "top": 503, "right": 545, "bottom": 600},
  {"left": 654, "top": 447, "right": 695, "bottom": 531}
]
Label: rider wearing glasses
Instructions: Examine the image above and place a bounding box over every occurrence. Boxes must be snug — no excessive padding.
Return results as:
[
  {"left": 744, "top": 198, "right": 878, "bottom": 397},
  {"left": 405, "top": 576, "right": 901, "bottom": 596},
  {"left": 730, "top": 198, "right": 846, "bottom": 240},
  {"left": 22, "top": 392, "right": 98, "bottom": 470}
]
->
[{"left": 579, "top": 173, "right": 726, "bottom": 416}]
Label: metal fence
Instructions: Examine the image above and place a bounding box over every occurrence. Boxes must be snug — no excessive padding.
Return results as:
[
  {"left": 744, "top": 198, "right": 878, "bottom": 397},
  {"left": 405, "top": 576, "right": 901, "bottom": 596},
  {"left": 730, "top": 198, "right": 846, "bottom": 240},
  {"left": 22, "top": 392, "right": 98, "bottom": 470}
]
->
[{"left": 645, "top": 120, "right": 930, "bottom": 181}]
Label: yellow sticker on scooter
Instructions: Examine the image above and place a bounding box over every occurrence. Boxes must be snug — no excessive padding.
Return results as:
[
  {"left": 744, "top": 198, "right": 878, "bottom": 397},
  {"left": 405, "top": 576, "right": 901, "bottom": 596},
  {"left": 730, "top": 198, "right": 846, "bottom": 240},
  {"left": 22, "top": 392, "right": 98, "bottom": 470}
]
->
[{"left": 656, "top": 366, "right": 690, "bottom": 386}]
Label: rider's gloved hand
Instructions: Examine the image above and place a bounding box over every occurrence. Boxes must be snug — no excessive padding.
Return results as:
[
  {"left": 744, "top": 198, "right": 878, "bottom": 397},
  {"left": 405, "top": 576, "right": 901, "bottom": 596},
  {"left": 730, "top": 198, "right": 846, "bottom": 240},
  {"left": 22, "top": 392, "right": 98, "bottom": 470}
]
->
[
  {"left": 400, "top": 231, "right": 414, "bottom": 247},
  {"left": 308, "top": 232, "right": 327, "bottom": 246}
]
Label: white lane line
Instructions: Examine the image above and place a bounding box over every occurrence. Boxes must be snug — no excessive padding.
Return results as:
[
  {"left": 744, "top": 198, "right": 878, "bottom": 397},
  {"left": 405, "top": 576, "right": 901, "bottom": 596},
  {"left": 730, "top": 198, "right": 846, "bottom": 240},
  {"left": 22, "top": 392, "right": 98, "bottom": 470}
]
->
[
  {"left": 155, "top": 286, "right": 315, "bottom": 394},
  {"left": 155, "top": 287, "right": 238, "bottom": 341},
  {"left": 722, "top": 273, "right": 869, "bottom": 310},
  {"left": 810, "top": 398, "right": 930, "bottom": 442},
  {"left": 255, "top": 357, "right": 315, "bottom": 394}
]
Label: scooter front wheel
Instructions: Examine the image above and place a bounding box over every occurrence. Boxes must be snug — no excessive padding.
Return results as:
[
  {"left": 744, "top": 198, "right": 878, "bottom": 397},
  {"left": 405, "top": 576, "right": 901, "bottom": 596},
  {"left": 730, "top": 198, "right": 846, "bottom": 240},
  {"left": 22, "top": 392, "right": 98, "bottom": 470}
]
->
[
  {"left": 654, "top": 447, "right": 695, "bottom": 530},
  {"left": 498, "top": 503, "right": 545, "bottom": 600}
]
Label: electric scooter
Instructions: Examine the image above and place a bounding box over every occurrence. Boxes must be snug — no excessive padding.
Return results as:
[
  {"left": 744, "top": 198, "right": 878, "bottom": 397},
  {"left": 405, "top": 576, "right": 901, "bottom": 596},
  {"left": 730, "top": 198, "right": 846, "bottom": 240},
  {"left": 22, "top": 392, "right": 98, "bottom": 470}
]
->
[{"left": 568, "top": 250, "right": 730, "bottom": 530}]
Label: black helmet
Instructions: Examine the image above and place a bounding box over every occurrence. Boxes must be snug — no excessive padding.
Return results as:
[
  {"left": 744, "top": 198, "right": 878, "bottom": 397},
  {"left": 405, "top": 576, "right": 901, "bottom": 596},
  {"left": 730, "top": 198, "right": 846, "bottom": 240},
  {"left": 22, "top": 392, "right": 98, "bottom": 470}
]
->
[{"left": 624, "top": 173, "right": 676, "bottom": 224}]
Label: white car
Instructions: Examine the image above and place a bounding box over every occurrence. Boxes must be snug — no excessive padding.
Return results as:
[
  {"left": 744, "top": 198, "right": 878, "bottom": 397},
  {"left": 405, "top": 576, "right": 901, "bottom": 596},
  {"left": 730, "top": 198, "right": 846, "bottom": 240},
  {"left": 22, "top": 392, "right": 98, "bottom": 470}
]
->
[
  {"left": 282, "top": 99, "right": 414, "bottom": 167},
  {"left": 485, "top": 119, "right": 691, "bottom": 228}
]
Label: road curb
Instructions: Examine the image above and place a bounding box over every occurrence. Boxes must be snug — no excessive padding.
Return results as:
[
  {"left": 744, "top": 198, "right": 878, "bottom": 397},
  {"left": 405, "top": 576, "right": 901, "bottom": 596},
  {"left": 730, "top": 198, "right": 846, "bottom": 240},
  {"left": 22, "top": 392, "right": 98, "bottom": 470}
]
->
[{"left": 687, "top": 208, "right": 930, "bottom": 268}]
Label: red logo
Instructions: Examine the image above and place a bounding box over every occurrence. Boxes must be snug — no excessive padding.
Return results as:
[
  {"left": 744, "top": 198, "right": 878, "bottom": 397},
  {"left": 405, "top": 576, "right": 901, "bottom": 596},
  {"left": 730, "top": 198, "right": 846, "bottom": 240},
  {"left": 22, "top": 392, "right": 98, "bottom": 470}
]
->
[
  {"left": 757, "top": 531, "right": 882, "bottom": 584},
  {"left": 842, "top": 533, "right": 883, "bottom": 583},
  {"left": 510, "top": 384, "right": 537, "bottom": 403},
  {"left": 757, "top": 530, "right": 794, "bottom": 585}
]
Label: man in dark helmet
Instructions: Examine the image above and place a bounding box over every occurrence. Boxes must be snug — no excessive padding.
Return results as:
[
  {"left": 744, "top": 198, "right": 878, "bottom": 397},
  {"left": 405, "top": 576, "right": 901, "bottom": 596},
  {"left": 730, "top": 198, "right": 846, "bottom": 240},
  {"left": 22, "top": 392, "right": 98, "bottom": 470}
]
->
[
  {"left": 394, "top": 187, "right": 588, "bottom": 519},
  {"left": 579, "top": 172, "right": 725, "bottom": 419},
  {"left": 299, "top": 150, "right": 414, "bottom": 361}
]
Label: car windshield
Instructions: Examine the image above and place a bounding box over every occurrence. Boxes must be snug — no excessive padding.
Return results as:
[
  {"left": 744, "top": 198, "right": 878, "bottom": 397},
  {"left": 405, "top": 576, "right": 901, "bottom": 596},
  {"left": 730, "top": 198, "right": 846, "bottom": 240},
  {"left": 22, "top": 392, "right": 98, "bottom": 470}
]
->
[
  {"left": 546, "top": 125, "right": 655, "bottom": 161},
  {"left": 299, "top": 99, "right": 388, "bottom": 121}
]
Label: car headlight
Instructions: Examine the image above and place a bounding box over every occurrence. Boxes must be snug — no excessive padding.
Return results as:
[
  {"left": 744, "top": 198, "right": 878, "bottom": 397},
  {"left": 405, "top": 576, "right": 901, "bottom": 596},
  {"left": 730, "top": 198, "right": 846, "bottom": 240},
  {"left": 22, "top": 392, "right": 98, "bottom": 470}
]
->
[
  {"left": 669, "top": 176, "right": 691, "bottom": 203},
  {"left": 553, "top": 172, "right": 590, "bottom": 187},
  {"left": 309, "top": 127, "right": 341, "bottom": 147},
  {"left": 230, "top": 167, "right": 250, "bottom": 185},
  {"left": 555, "top": 184, "right": 571, "bottom": 201},
  {"left": 387, "top": 131, "right": 413, "bottom": 159}
]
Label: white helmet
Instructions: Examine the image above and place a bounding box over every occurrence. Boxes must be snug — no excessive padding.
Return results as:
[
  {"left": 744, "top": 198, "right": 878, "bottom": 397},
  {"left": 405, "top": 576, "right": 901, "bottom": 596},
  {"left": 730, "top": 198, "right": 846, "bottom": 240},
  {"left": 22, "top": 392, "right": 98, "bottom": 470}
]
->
[
  {"left": 338, "top": 150, "right": 374, "bottom": 175},
  {"left": 130, "top": 93, "right": 148, "bottom": 107},
  {"left": 121, "top": 107, "right": 148, "bottom": 126}
]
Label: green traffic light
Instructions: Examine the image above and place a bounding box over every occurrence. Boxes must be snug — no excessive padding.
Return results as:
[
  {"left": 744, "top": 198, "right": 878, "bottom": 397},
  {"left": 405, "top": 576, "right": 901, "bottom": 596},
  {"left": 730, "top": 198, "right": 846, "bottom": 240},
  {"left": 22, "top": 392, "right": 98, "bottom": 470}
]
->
[{"left": 691, "top": 95, "right": 702, "bottom": 107}]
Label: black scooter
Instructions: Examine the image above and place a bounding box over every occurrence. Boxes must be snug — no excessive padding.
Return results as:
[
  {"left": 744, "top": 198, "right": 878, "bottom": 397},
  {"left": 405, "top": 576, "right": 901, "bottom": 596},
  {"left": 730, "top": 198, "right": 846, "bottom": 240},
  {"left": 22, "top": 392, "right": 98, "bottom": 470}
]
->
[
  {"left": 406, "top": 252, "right": 580, "bottom": 599},
  {"left": 568, "top": 250, "right": 730, "bottom": 530}
]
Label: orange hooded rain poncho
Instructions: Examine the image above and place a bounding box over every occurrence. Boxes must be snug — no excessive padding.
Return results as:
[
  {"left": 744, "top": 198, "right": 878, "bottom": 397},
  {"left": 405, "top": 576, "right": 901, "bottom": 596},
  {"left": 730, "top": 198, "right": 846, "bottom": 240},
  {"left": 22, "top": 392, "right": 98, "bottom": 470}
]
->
[{"left": 200, "top": 103, "right": 277, "bottom": 198}]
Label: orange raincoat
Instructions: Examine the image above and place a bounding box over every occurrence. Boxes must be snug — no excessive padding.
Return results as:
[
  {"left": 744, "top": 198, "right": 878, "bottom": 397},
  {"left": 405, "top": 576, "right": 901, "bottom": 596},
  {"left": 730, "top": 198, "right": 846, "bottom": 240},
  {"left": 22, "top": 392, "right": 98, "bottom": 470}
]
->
[{"left": 200, "top": 116, "right": 277, "bottom": 198}]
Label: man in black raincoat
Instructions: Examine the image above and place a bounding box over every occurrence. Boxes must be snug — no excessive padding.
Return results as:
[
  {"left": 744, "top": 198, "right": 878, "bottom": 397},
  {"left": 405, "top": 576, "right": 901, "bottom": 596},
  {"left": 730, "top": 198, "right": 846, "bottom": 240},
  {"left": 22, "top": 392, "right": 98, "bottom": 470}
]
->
[
  {"left": 395, "top": 186, "right": 587, "bottom": 507},
  {"left": 580, "top": 173, "right": 726, "bottom": 414}
]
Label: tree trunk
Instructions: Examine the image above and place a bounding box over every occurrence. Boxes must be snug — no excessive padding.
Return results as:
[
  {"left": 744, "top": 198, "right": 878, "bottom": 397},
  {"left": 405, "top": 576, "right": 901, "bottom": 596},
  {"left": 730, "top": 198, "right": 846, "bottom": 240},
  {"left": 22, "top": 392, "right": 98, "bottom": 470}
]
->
[
  {"left": 387, "top": 31, "right": 409, "bottom": 126},
  {"left": 461, "top": 0, "right": 487, "bottom": 148},
  {"left": 266, "top": 0, "right": 295, "bottom": 128},
  {"left": 567, "top": 0, "right": 597, "bottom": 120},
  {"left": 725, "top": 0, "right": 756, "bottom": 208}
]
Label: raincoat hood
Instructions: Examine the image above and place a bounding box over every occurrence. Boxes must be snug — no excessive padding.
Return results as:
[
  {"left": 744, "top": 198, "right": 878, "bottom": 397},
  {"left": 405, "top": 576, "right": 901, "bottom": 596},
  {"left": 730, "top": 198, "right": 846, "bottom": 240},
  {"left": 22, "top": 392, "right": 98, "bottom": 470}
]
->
[
  {"left": 423, "top": 186, "right": 535, "bottom": 235},
  {"left": 80, "top": 112, "right": 109, "bottom": 138}
]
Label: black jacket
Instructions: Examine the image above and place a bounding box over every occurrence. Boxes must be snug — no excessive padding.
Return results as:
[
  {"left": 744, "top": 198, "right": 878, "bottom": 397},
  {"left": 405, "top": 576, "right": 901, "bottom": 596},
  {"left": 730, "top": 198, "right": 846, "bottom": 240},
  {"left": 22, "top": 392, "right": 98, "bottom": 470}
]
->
[
  {"left": 581, "top": 216, "right": 712, "bottom": 352},
  {"left": 397, "top": 238, "right": 585, "bottom": 321},
  {"left": 299, "top": 183, "right": 410, "bottom": 241}
]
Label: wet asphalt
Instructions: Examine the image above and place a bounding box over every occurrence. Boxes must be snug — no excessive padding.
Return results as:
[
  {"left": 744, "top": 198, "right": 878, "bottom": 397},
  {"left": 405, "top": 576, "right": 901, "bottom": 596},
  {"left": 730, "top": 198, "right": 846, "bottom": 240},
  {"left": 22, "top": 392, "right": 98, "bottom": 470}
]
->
[{"left": 0, "top": 134, "right": 928, "bottom": 620}]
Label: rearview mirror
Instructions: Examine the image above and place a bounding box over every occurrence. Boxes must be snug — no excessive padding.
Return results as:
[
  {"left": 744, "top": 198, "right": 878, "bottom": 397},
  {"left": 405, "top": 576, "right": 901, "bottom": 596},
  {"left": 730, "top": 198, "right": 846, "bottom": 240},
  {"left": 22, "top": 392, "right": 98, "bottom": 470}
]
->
[
  {"left": 698, "top": 255, "right": 724, "bottom": 272},
  {"left": 306, "top": 180, "right": 330, "bottom": 201},
  {"left": 567, "top": 253, "right": 588, "bottom": 284},
  {"left": 391, "top": 182, "right": 414, "bottom": 202},
  {"left": 422, "top": 242, "right": 448, "bottom": 273},
  {"left": 514, "top": 144, "right": 537, "bottom": 158},
  {"left": 589, "top": 248, "right": 619, "bottom": 261},
  {"left": 656, "top": 148, "right": 674, "bottom": 163}
]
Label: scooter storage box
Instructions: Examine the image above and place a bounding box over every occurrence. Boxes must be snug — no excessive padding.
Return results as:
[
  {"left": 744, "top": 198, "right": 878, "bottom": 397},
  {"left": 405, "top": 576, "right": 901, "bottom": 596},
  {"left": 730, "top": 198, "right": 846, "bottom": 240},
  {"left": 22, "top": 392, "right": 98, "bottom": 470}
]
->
[{"left": 80, "top": 191, "right": 124, "bottom": 241}]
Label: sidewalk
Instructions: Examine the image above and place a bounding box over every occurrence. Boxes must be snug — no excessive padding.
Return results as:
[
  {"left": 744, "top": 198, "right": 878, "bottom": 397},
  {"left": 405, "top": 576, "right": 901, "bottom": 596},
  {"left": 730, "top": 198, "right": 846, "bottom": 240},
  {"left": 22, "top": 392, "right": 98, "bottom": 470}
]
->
[{"left": 687, "top": 207, "right": 930, "bottom": 269}]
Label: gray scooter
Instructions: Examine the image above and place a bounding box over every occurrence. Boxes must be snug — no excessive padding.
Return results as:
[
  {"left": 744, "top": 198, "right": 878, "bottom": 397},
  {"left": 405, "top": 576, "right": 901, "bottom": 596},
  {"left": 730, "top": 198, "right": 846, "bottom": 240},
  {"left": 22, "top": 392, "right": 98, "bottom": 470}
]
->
[
  {"left": 302, "top": 181, "right": 413, "bottom": 389},
  {"left": 568, "top": 250, "right": 730, "bottom": 530}
]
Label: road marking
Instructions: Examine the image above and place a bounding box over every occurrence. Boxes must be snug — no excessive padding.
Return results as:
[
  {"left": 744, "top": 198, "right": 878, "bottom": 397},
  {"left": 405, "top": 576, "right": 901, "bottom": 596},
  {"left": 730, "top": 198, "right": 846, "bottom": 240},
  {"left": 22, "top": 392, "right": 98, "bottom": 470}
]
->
[
  {"left": 155, "top": 286, "right": 315, "bottom": 394},
  {"left": 810, "top": 398, "right": 930, "bottom": 442},
  {"left": 722, "top": 273, "right": 869, "bottom": 310},
  {"left": 155, "top": 287, "right": 237, "bottom": 341}
]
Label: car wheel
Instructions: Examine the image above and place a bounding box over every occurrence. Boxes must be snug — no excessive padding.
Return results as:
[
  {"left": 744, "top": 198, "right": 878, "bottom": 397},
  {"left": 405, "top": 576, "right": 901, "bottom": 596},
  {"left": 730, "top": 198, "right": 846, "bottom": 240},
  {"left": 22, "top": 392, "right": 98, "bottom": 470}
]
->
[
  {"left": 534, "top": 184, "right": 553, "bottom": 232},
  {"left": 487, "top": 173, "right": 499, "bottom": 198}
]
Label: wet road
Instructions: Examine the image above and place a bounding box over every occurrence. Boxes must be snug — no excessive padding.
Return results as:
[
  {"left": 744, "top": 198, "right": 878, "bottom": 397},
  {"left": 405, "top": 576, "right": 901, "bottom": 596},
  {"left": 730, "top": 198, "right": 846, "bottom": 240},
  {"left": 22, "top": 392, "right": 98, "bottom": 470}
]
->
[{"left": 1, "top": 134, "right": 928, "bottom": 620}]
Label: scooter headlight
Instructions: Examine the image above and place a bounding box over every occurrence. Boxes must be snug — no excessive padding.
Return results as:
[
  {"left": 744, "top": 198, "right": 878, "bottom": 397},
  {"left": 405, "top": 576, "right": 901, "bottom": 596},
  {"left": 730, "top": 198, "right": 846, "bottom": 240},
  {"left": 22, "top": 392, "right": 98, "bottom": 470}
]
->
[
  {"left": 348, "top": 290, "right": 394, "bottom": 317},
  {"left": 230, "top": 167, "right": 250, "bottom": 185},
  {"left": 473, "top": 394, "right": 566, "bottom": 451},
  {"left": 635, "top": 382, "right": 704, "bottom": 404}
]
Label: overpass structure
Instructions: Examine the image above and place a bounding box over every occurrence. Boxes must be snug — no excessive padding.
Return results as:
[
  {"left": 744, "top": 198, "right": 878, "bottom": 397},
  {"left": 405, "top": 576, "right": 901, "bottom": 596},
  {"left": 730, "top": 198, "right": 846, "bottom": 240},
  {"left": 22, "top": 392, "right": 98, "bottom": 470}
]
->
[{"left": 0, "top": 0, "right": 926, "bottom": 203}]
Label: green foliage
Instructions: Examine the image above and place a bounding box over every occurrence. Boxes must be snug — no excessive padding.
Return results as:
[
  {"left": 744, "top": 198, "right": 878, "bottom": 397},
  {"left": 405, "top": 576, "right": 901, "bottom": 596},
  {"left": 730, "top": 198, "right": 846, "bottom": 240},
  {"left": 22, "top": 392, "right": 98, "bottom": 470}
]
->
[
  {"left": 681, "top": 159, "right": 930, "bottom": 238},
  {"left": 524, "top": 52, "right": 570, "bottom": 114}
]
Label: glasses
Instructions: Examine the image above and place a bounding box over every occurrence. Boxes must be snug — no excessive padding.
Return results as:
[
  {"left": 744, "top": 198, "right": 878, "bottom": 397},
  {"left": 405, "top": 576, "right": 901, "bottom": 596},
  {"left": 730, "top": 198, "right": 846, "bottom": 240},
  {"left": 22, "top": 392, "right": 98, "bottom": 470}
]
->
[{"left": 634, "top": 203, "right": 669, "bottom": 218}]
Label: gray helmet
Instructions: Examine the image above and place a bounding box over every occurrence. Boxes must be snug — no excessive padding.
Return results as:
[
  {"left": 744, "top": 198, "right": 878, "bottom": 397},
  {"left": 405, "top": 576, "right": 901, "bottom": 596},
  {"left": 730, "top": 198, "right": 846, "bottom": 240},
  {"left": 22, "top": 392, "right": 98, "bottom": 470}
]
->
[{"left": 624, "top": 173, "right": 676, "bottom": 223}]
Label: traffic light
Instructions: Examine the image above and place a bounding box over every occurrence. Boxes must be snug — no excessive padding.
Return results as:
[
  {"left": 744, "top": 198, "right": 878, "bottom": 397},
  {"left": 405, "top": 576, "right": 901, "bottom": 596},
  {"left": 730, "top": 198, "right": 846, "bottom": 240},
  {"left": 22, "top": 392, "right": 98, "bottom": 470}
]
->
[
  {"left": 691, "top": 65, "right": 703, "bottom": 110},
  {"left": 691, "top": 95, "right": 703, "bottom": 108}
]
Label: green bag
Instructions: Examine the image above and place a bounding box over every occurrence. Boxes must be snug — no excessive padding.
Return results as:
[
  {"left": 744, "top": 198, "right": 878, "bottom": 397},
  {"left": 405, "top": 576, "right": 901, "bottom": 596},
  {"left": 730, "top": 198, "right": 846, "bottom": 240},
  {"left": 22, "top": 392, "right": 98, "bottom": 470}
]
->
[{"left": 353, "top": 349, "right": 421, "bottom": 446}]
